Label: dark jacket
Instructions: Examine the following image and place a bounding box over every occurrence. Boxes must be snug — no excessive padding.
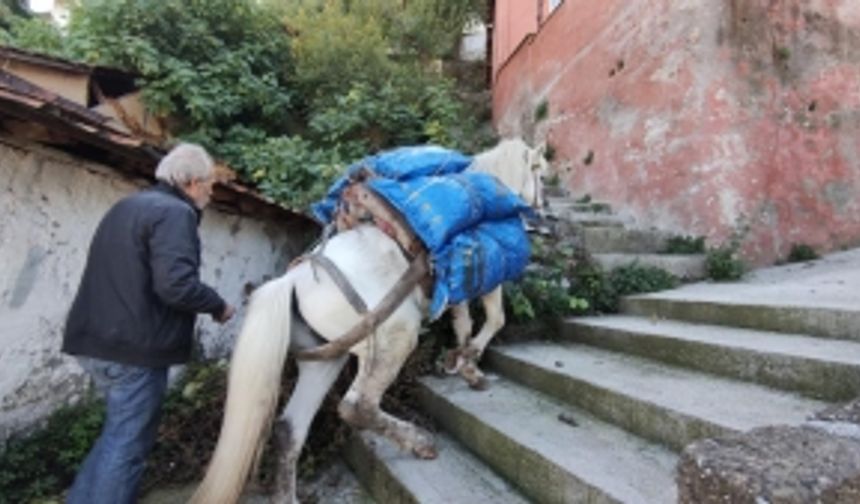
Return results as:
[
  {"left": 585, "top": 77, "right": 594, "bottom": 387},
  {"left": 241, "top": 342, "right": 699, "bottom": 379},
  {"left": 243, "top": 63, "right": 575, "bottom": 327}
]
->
[{"left": 63, "top": 183, "right": 226, "bottom": 367}]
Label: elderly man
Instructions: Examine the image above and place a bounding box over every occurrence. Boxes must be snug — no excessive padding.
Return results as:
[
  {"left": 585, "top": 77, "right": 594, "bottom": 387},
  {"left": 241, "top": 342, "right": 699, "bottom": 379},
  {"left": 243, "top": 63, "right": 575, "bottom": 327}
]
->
[{"left": 62, "top": 143, "right": 235, "bottom": 504}]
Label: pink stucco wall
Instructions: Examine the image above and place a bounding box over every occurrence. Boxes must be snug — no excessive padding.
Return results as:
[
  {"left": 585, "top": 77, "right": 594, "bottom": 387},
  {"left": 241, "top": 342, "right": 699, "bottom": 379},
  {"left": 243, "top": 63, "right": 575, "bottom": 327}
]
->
[
  {"left": 493, "top": 0, "right": 860, "bottom": 265},
  {"left": 492, "top": 0, "right": 539, "bottom": 82}
]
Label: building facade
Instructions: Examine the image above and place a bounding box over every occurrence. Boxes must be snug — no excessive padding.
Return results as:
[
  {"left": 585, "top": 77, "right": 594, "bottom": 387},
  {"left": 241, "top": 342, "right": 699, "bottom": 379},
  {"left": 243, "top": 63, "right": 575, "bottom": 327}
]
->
[{"left": 493, "top": 0, "right": 860, "bottom": 264}]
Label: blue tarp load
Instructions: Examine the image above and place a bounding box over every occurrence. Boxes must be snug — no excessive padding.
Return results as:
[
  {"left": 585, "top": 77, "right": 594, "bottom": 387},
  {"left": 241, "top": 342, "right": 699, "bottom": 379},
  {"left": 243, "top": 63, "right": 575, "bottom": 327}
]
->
[{"left": 312, "top": 146, "right": 531, "bottom": 319}]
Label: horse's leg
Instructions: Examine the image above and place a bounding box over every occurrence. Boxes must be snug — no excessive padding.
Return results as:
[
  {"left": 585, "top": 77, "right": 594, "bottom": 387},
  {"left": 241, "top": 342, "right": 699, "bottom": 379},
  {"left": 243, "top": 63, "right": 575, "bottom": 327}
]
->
[
  {"left": 272, "top": 357, "right": 347, "bottom": 504},
  {"left": 444, "top": 301, "right": 473, "bottom": 373},
  {"left": 451, "top": 301, "right": 473, "bottom": 347},
  {"left": 458, "top": 286, "right": 505, "bottom": 390},
  {"left": 271, "top": 314, "right": 348, "bottom": 504},
  {"left": 338, "top": 324, "right": 437, "bottom": 459}
]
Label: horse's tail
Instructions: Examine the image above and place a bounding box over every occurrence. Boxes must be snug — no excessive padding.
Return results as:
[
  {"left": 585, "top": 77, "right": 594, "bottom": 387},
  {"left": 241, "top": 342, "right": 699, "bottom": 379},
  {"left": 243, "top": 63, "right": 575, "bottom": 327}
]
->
[{"left": 190, "top": 272, "right": 296, "bottom": 504}]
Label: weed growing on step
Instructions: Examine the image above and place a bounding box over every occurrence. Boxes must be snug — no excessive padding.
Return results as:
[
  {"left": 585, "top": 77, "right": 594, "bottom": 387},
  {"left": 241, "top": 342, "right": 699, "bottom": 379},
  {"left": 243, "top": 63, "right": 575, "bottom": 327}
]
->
[
  {"left": 506, "top": 236, "right": 682, "bottom": 319},
  {"left": 543, "top": 143, "right": 557, "bottom": 162},
  {"left": 706, "top": 244, "right": 745, "bottom": 281},
  {"left": 567, "top": 260, "right": 617, "bottom": 313},
  {"left": 534, "top": 100, "right": 549, "bottom": 122},
  {"left": 504, "top": 236, "right": 591, "bottom": 322},
  {"left": 0, "top": 398, "right": 104, "bottom": 504},
  {"left": 663, "top": 235, "right": 706, "bottom": 254},
  {"left": 608, "top": 263, "right": 678, "bottom": 299},
  {"left": 576, "top": 194, "right": 592, "bottom": 204},
  {"left": 787, "top": 243, "right": 819, "bottom": 263},
  {"left": 589, "top": 202, "right": 612, "bottom": 214}
]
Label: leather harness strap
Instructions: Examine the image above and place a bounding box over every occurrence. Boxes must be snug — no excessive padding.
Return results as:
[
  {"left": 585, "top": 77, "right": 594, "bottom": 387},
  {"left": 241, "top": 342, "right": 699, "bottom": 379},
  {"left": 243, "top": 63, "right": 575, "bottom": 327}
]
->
[
  {"left": 308, "top": 254, "right": 368, "bottom": 315},
  {"left": 295, "top": 251, "right": 429, "bottom": 361},
  {"left": 294, "top": 181, "right": 433, "bottom": 362}
]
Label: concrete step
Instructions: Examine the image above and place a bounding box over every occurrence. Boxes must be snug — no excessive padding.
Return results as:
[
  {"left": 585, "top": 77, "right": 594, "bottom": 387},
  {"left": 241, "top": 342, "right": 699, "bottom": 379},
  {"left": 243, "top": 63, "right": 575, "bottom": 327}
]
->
[
  {"left": 142, "top": 460, "right": 372, "bottom": 503},
  {"left": 486, "top": 342, "right": 829, "bottom": 453},
  {"left": 546, "top": 197, "right": 613, "bottom": 215},
  {"left": 582, "top": 227, "right": 669, "bottom": 254},
  {"left": 418, "top": 375, "right": 678, "bottom": 504},
  {"left": 343, "top": 430, "right": 528, "bottom": 504},
  {"left": 593, "top": 253, "right": 707, "bottom": 280},
  {"left": 560, "top": 316, "right": 860, "bottom": 401},
  {"left": 622, "top": 290, "right": 860, "bottom": 342},
  {"left": 556, "top": 210, "right": 626, "bottom": 228}
]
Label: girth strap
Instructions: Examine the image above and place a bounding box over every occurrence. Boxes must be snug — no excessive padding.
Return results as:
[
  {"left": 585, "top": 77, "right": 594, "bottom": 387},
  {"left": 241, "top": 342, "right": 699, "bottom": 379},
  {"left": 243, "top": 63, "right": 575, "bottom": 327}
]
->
[
  {"left": 308, "top": 254, "right": 368, "bottom": 315},
  {"left": 296, "top": 251, "right": 429, "bottom": 361}
]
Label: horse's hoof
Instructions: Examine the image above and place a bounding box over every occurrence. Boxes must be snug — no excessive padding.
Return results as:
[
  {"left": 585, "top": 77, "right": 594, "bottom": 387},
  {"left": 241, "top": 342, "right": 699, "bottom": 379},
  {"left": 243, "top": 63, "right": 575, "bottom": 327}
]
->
[
  {"left": 442, "top": 349, "right": 462, "bottom": 374},
  {"left": 413, "top": 443, "right": 439, "bottom": 460},
  {"left": 468, "top": 375, "right": 490, "bottom": 391}
]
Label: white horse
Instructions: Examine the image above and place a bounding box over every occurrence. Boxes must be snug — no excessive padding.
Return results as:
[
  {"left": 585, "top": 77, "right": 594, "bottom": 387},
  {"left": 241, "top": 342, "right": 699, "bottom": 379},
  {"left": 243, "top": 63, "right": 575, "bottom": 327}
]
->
[{"left": 190, "top": 138, "right": 547, "bottom": 504}]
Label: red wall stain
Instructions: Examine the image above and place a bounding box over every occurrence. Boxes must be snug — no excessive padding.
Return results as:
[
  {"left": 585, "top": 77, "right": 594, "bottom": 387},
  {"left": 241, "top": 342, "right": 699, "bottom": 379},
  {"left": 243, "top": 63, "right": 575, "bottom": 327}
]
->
[{"left": 493, "top": 0, "right": 860, "bottom": 264}]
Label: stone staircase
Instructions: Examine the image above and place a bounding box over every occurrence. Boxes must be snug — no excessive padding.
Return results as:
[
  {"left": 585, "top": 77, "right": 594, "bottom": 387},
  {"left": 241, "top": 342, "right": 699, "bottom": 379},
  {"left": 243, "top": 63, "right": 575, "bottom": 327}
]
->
[
  {"left": 546, "top": 195, "right": 708, "bottom": 281},
  {"left": 342, "top": 197, "right": 860, "bottom": 502}
]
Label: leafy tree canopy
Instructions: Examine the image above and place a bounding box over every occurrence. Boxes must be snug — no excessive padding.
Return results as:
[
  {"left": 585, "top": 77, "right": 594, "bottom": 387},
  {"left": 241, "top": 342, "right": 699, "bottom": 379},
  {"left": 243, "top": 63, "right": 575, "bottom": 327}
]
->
[{"left": 2, "top": 0, "right": 489, "bottom": 210}]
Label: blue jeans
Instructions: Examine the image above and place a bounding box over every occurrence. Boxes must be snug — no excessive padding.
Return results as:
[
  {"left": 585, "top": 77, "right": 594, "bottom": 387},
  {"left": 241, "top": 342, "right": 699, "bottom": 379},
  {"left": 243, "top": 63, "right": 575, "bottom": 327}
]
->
[{"left": 66, "top": 357, "right": 168, "bottom": 504}]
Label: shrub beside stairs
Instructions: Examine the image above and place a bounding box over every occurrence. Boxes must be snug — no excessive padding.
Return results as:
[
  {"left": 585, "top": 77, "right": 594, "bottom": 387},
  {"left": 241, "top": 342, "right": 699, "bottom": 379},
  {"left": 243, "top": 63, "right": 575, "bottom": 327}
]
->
[
  {"left": 343, "top": 197, "right": 860, "bottom": 502},
  {"left": 545, "top": 195, "right": 708, "bottom": 281}
]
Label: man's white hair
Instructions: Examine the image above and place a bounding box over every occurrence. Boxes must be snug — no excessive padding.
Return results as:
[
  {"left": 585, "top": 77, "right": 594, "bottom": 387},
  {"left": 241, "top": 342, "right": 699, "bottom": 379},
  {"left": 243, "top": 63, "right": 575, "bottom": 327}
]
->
[{"left": 155, "top": 143, "right": 215, "bottom": 186}]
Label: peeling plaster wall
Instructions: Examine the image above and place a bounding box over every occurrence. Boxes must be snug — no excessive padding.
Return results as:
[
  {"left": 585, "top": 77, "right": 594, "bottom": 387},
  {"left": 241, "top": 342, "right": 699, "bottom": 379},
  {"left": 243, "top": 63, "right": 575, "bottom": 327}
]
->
[
  {"left": 0, "top": 136, "right": 314, "bottom": 444},
  {"left": 493, "top": 0, "right": 860, "bottom": 264}
]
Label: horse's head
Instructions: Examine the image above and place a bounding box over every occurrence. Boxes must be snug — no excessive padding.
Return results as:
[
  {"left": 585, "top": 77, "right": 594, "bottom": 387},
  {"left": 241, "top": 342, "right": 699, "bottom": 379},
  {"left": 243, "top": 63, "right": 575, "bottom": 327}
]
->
[
  {"left": 526, "top": 141, "right": 549, "bottom": 211},
  {"left": 471, "top": 137, "right": 549, "bottom": 212}
]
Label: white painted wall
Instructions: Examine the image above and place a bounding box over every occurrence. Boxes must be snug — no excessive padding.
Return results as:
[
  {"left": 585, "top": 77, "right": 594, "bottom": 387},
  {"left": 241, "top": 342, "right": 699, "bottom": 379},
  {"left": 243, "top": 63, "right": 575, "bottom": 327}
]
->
[
  {"left": 459, "top": 20, "right": 487, "bottom": 62},
  {"left": 0, "top": 136, "right": 314, "bottom": 444}
]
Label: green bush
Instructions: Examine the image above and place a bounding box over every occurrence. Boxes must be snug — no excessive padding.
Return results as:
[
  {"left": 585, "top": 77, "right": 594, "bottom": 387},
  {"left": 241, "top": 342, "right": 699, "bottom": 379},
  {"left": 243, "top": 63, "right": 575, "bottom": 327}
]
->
[
  {"left": 504, "top": 236, "right": 589, "bottom": 323},
  {"left": 0, "top": 4, "right": 65, "bottom": 55},
  {"left": 706, "top": 245, "right": 745, "bottom": 281},
  {"left": 608, "top": 263, "right": 678, "bottom": 298},
  {"left": 68, "top": 0, "right": 297, "bottom": 133},
  {"left": 787, "top": 243, "right": 819, "bottom": 263},
  {"left": 504, "top": 235, "right": 681, "bottom": 321},
  {"left": 285, "top": 0, "right": 394, "bottom": 101},
  {"left": 663, "top": 235, "right": 706, "bottom": 254},
  {"left": 0, "top": 400, "right": 104, "bottom": 504},
  {"left": 567, "top": 261, "right": 617, "bottom": 313},
  {"left": 534, "top": 100, "right": 549, "bottom": 122}
]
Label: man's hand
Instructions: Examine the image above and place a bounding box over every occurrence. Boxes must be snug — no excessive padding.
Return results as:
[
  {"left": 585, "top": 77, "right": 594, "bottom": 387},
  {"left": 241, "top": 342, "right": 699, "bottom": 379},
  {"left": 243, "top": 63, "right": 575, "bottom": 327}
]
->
[{"left": 216, "top": 304, "right": 235, "bottom": 324}]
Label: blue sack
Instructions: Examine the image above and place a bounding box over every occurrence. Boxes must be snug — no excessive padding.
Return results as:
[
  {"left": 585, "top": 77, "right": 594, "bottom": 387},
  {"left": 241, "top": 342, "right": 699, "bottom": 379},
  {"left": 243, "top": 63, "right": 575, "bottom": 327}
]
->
[
  {"left": 367, "top": 172, "right": 531, "bottom": 253},
  {"left": 312, "top": 145, "right": 531, "bottom": 319},
  {"left": 429, "top": 217, "right": 530, "bottom": 319},
  {"left": 311, "top": 146, "right": 472, "bottom": 223}
]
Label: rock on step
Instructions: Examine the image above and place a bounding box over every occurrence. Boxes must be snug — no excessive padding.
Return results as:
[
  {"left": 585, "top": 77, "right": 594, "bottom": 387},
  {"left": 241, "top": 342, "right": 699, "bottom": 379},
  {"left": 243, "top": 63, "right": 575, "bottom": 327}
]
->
[{"left": 418, "top": 375, "right": 677, "bottom": 504}]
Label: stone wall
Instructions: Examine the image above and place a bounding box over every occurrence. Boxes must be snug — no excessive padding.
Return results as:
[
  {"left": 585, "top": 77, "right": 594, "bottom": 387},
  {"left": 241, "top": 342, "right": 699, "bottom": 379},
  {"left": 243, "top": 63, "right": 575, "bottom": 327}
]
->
[
  {"left": 493, "top": 0, "right": 860, "bottom": 264},
  {"left": 0, "top": 136, "right": 315, "bottom": 444}
]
